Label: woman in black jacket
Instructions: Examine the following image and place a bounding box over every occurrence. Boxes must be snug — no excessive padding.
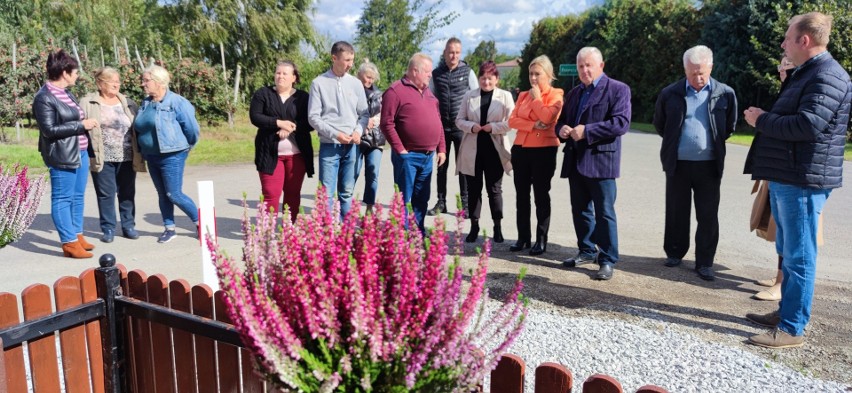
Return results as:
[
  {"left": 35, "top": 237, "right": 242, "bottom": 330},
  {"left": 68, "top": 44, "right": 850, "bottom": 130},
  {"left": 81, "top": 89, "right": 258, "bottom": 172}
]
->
[
  {"left": 249, "top": 60, "right": 313, "bottom": 222},
  {"left": 353, "top": 61, "right": 384, "bottom": 214},
  {"left": 32, "top": 49, "right": 99, "bottom": 258}
]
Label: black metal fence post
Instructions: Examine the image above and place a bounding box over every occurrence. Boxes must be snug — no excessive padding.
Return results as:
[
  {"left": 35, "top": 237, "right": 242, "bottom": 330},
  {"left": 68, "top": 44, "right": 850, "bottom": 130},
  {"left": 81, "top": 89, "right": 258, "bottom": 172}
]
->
[{"left": 95, "top": 253, "right": 127, "bottom": 393}]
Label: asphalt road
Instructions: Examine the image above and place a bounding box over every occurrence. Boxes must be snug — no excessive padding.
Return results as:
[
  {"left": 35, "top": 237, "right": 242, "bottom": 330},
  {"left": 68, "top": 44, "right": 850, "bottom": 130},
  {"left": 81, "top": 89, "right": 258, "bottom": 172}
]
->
[{"left": 3, "top": 130, "right": 851, "bottom": 297}]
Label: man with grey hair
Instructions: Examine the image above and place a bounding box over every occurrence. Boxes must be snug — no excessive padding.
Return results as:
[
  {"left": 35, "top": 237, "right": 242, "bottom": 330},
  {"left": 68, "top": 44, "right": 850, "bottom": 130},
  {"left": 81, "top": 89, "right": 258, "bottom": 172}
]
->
[
  {"left": 653, "top": 45, "right": 737, "bottom": 281},
  {"left": 744, "top": 12, "right": 851, "bottom": 349},
  {"left": 381, "top": 53, "right": 447, "bottom": 233},
  {"left": 556, "top": 47, "right": 631, "bottom": 281}
]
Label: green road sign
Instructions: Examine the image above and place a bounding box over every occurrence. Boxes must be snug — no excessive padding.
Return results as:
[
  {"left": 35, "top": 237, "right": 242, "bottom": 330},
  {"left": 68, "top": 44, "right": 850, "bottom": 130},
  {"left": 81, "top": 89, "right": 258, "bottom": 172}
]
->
[{"left": 559, "top": 63, "right": 578, "bottom": 77}]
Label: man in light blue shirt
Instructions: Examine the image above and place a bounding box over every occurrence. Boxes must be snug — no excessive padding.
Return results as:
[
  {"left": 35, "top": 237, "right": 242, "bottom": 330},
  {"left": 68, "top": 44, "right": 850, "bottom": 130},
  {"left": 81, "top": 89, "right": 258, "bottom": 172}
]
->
[
  {"left": 308, "top": 41, "right": 370, "bottom": 219},
  {"left": 653, "top": 45, "right": 738, "bottom": 281}
]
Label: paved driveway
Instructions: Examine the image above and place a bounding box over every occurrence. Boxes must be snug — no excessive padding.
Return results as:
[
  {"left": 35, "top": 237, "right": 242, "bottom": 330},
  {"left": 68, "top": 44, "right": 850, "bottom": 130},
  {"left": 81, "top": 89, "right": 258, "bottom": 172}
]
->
[{"left": 3, "top": 131, "right": 850, "bottom": 296}]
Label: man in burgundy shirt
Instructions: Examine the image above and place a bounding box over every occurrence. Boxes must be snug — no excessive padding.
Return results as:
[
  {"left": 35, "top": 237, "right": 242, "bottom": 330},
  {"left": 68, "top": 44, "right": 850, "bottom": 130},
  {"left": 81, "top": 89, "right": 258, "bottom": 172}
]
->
[{"left": 381, "top": 53, "right": 447, "bottom": 232}]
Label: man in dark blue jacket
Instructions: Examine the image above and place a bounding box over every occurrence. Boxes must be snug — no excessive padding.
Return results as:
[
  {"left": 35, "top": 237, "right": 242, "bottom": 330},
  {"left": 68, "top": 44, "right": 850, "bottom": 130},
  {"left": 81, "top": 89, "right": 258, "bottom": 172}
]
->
[
  {"left": 653, "top": 45, "right": 738, "bottom": 281},
  {"left": 743, "top": 12, "right": 852, "bottom": 349},
  {"left": 557, "top": 47, "right": 632, "bottom": 281}
]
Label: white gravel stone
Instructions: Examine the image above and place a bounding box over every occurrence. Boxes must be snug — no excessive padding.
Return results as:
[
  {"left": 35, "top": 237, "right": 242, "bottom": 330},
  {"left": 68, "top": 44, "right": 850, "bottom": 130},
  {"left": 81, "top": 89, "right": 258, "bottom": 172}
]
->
[{"left": 482, "top": 299, "right": 850, "bottom": 392}]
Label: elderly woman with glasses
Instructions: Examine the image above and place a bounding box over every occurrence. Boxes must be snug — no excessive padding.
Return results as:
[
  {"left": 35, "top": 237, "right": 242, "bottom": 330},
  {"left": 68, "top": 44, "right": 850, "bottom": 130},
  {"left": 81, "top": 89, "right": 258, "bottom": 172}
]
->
[
  {"left": 81, "top": 67, "right": 146, "bottom": 243},
  {"left": 133, "top": 65, "right": 201, "bottom": 243}
]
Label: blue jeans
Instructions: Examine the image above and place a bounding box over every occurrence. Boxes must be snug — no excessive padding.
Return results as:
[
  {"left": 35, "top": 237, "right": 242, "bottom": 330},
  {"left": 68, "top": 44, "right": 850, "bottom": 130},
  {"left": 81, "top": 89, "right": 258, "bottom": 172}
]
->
[
  {"left": 354, "top": 146, "right": 383, "bottom": 205},
  {"left": 318, "top": 143, "right": 357, "bottom": 219},
  {"left": 144, "top": 150, "right": 198, "bottom": 228},
  {"left": 91, "top": 161, "right": 137, "bottom": 233},
  {"left": 568, "top": 172, "right": 619, "bottom": 265},
  {"left": 49, "top": 152, "right": 89, "bottom": 243},
  {"left": 770, "top": 182, "right": 830, "bottom": 337},
  {"left": 391, "top": 150, "right": 433, "bottom": 233}
]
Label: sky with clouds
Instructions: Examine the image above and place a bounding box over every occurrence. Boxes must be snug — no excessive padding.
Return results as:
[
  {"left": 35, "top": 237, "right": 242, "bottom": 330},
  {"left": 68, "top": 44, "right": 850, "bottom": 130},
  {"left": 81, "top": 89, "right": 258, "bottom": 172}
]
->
[{"left": 309, "top": 0, "right": 603, "bottom": 62}]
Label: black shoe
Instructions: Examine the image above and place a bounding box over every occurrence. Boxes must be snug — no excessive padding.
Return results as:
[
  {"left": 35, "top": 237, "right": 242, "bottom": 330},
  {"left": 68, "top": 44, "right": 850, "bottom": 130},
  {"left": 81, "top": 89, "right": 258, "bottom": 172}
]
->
[
  {"left": 664, "top": 257, "right": 682, "bottom": 267},
  {"left": 465, "top": 223, "right": 480, "bottom": 243},
  {"left": 122, "top": 227, "right": 139, "bottom": 240},
  {"left": 493, "top": 225, "right": 504, "bottom": 243},
  {"left": 100, "top": 229, "right": 115, "bottom": 243},
  {"left": 427, "top": 200, "right": 446, "bottom": 216},
  {"left": 529, "top": 237, "right": 547, "bottom": 256},
  {"left": 562, "top": 252, "right": 597, "bottom": 268},
  {"left": 696, "top": 266, "right": 716, "bottom": 281},
  {"left": 595, "top": 263, "right": 614, "bottom": 280},
  {"left": 509, "top": 239, "right": 531, "bottom": 252}
]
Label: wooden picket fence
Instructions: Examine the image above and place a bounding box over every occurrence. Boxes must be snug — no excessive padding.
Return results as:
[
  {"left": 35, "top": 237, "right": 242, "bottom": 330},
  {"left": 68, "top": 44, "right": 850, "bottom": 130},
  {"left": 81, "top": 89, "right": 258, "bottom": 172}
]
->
[{"left": 0, "top": 255, "right": 668, "bottom": 392}]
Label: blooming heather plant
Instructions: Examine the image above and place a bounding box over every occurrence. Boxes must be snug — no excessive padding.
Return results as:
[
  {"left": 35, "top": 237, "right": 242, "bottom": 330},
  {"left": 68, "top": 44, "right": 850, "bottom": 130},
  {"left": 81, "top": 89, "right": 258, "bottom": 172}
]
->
[
  {"left": 0, "top": 165, "right": 46, "bottom": 248},
  {"left": 206, "top": 187, "right": 527, "bottom": 392}
]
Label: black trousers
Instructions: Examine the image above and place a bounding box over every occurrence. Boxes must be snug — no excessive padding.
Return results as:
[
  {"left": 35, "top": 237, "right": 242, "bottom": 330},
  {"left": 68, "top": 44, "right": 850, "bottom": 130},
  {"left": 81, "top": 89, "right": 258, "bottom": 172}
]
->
[
  {"left": 511, "top": 145, "right": 557, "bottom": 241},
  {"left": 465, "top": 143, "right": 504, "bottom": 221},
  {"left": 91, "top": 161, "right": 137, "bottom": 233},
  {"left": 664, "top": 160, "right": 721, "bottom": 267},
  {"left": 435, "top": 128, "right": 467, "bottom": 204}
]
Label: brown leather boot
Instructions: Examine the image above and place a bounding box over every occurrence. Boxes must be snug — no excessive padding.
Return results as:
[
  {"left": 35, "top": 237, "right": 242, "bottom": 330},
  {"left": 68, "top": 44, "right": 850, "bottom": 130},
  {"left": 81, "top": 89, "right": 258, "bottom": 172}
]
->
[
  {"left": 62, "top": 241, "right": 94, "bottom": 259},
  {"left": 77, "top": 234, "right": 95, "bottom": 251}
]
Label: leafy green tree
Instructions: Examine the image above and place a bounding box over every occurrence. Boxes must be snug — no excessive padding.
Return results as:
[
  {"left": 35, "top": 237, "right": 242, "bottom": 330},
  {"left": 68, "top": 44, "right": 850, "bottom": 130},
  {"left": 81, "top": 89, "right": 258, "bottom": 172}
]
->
[
  {"left": 594, "top": 0, "right": 701, "bottom": 121},
  {"left": 161, "top": 0, "right": 317, "bottom": 94},
  {"left": 465, "top": 40, "right": 498, "bottom": 72},
  {"left": 355, "top": 0, "right": 458, "bottom": 89},
  {"left": 518, "top": 14, "right": 585, "bottom": 91}
]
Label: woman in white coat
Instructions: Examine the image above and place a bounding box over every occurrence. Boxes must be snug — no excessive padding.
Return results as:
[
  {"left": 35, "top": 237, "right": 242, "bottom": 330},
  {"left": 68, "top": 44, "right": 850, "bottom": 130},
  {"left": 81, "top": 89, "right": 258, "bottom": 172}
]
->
[{"left": 455, "top": 60, "right": 515, "bottom": 243}]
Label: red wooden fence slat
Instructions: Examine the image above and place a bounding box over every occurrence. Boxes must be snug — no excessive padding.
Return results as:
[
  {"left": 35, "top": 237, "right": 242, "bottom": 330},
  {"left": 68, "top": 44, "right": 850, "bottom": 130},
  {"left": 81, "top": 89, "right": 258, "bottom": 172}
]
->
[
  {"left": 128, "top": 270, "right": 154, "bottom": 393},
  {"left": 54, "top": 276, "right": 93, "bottom": 393},
  {"left": 0, "top": 293, "right": 27, "bottom": 393},
  {"left": 491, "top": 353, "right": 525, "bottom": 393},
  {"left": 169, "top": 279, "right": 198, "bottom": 393},
  {"left": 0, "top": 337, "right": 6, "bottom": 393},
  {"left": 79, "top": 268, "right": 106, "bottom": 393},
  {"left": 147, "top": 274, "right": 176, "bottom": 393},
  {"left": 191, "top": 284, "right": 218, "bottom": 393},
  {"left": 215, "top": 290, "right": 241, "bottom": 393},
  {"left": 534, "top": 362, "right": 572, "bottom": 393},
  {"left": 635, "top": 385, "right": 668, "bottom": 393},
  {"left": 583, "top": 373, "right": 624, "bottom": 393},
  {"left": 22, "top": 283, "right": 62, "bottom": 392},
  {"left": 241, "top": 347, "right": 266, "bottom": 393}
]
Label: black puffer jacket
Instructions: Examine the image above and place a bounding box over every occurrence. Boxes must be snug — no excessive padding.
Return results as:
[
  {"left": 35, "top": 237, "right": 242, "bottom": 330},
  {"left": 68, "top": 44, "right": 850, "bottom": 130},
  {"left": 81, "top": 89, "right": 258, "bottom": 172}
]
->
[
  {"left": 744, "top": 52, "right": 852, "bottom": 189},
  {"left": 33, "top": 85, "right": 90, "bottom": 169},
  {"left": 360, "top": 84, "right": 385, "bottom": 150},
  {"left": 431, "top": 60, "right": 474, "bottom": 131}
]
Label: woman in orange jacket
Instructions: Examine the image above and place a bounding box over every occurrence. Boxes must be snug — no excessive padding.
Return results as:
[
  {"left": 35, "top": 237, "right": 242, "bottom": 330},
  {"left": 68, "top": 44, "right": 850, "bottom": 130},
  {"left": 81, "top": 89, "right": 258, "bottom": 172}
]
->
[{"left": 508, "top": 55, "right": 564, "bottom": 255}]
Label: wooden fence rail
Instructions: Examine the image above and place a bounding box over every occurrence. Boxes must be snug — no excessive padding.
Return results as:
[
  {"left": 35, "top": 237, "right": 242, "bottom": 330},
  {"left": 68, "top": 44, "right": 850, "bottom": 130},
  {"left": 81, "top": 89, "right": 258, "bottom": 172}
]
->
[{"left": 0, "top": 255, "right": 668, "bottom": 393}]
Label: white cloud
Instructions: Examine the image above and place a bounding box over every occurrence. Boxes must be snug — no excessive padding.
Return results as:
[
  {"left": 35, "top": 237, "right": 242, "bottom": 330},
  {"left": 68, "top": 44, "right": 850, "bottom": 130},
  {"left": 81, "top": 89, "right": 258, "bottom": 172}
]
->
[{"left": 308, "top": 0, "right": 602, "bottom": 60}]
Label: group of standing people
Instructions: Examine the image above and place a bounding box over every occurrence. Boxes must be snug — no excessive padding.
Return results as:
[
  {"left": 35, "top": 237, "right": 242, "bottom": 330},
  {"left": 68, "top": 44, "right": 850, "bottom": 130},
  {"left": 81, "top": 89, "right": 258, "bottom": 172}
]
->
[
  {"left": 33, "top": 11, "right": 849, "bottom": 351},
  {"left": 34, "top": 50, "right": 202, "bottom": 258}
]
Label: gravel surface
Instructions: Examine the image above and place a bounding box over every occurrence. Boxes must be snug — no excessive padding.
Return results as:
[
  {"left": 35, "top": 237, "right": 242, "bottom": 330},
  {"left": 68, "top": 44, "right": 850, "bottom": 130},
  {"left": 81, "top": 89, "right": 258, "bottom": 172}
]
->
[{"left": 484, "top": 299, "right": 849, "bottom": 393}]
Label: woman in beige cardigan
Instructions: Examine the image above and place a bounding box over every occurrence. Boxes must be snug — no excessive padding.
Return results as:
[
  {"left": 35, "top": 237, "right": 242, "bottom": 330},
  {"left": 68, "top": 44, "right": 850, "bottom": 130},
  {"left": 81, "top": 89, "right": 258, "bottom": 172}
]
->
[
  {"left": 455, "top": 61, "right": 515, "bottom": 243},
  {"left": 81, "top": 67, "right": 146, "bottom": 243}
]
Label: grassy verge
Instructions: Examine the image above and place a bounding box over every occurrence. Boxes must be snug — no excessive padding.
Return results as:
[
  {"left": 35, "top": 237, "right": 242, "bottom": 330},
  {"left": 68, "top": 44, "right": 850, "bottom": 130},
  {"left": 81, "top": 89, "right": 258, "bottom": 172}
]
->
[{"left": 631, "top": 122, "right": 852, "bottom": 161}]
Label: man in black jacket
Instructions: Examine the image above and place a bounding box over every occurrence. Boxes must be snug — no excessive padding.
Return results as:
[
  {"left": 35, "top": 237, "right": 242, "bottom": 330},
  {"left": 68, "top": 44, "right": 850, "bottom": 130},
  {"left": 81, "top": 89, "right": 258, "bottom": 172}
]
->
[
  {"left": 743, "top": 12, "right": 852, "bottom": 349},
  {"left": 653, "top": 45, "right": 737, "bottom": 281},
  {"left": 427, "top": 37, "right": 478, "bottom": 215}
]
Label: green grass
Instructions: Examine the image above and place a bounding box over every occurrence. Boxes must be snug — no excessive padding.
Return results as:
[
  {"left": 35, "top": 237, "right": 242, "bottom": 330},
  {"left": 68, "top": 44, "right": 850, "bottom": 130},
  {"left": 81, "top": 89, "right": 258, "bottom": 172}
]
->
[
  {"left": 2, "top": 115, "right": 323, "bottom": 171},
  {"left": 631, "top": 122, "right": 852, "bottom": 160}
]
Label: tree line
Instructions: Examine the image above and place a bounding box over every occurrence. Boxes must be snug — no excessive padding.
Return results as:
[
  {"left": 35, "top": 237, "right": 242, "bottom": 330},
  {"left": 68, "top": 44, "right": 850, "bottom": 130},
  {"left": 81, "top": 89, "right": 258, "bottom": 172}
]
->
[
  {"left": 3, "top": 0, "right": 849, "bottom": 137},
  {"left": 518, "top": 0, "right": 851, "bottom": 129}
]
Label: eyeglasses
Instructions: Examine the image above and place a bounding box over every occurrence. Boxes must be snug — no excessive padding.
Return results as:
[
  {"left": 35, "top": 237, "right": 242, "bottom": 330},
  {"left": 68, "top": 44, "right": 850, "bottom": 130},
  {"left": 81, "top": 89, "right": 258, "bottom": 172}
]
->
[{"left": 142, "top": 78, "right": 154, "bottom": 83}]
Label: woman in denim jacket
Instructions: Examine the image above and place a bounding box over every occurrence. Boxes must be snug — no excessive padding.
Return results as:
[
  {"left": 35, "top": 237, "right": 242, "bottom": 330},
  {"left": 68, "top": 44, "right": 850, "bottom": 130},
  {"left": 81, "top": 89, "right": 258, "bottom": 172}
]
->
[
  {"left": 353, "top": 61, "right": 385, "bottom": 214},
  {"left": 134, "top": 65, "right": 201, "bottom": 243}
]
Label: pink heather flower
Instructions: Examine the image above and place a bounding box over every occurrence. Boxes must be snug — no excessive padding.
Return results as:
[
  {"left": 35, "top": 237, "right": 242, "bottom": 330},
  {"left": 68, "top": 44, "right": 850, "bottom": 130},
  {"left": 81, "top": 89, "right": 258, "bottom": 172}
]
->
[
  {"left": 207, "top": 188, "right": 526, "bottom": 391},
  {"left": 0, "top": 165, "right": 47, "bottom": 248}
]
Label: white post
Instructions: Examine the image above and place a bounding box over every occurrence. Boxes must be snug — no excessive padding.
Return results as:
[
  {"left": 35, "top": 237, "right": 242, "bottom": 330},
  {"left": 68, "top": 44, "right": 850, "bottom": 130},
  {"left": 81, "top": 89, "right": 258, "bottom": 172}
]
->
[
  {"left": 13, "top": 42, "right": 20, "bottom": 142},
  {"left": 197, "top": 181, "right": 219, "bottom": 290},
  {"left": 219, "top": 42, "right": 227, "bottom": 80}
]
